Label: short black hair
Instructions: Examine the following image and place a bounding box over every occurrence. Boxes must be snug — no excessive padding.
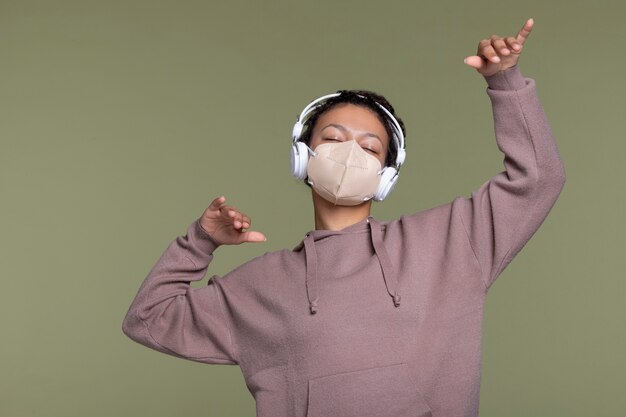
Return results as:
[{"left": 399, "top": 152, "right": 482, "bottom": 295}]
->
[{"left": 298, "top": 89, "right": 406, "bottom": 189}]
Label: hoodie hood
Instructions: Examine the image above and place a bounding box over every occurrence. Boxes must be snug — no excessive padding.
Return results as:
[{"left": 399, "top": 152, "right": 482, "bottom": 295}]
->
[{"left": 292, "top": 216, "right": 401, "bottom": 315}]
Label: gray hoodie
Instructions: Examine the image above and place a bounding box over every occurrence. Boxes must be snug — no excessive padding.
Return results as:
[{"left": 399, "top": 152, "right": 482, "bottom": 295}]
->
[{"left": 122, "top": 64, "right": 566, "bottom": 417}]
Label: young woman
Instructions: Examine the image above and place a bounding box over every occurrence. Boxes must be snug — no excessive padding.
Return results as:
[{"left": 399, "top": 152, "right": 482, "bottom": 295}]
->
[{"left": 123, "top": 18, "right": 565, "bottom": 417}]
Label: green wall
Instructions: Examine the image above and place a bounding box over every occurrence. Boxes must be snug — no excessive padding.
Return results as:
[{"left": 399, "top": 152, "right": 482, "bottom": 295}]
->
[{"left": 1, "top": 1, "right": 623, "bottom": 416}]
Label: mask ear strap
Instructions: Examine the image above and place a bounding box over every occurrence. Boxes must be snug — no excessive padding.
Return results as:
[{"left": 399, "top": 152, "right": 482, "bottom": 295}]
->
[{"left": 304, "top": 143, "right": 317, "bottom": 156}]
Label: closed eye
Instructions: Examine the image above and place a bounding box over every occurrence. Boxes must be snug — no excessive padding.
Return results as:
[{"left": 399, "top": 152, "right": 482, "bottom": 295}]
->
[{"left": 322, "top": 138, "right": 378, "bottom": 155}]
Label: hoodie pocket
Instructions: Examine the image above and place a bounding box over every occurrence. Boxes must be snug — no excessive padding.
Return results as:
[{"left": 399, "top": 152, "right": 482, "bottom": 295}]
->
[{"left": 306, "top": 362, "right": 433, "bottom": 417}]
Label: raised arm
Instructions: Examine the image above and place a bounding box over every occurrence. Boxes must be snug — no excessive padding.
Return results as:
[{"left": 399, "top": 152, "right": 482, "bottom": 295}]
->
[
  {"left": 456, "top": 19, "right": 566, "bottom": 291},
  {"left": 122, "top": 196, "right": 266, "bottom": 364}
]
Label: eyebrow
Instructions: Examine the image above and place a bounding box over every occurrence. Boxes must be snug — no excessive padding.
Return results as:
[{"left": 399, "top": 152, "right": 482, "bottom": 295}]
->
[{"left": 321, "top": 123, "right": 383, "bottom": 143}]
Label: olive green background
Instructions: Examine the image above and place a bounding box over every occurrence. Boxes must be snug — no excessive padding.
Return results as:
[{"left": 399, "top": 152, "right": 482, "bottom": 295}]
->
[{"left": 1, "top": 0, "right": 623, "bottom": 416}]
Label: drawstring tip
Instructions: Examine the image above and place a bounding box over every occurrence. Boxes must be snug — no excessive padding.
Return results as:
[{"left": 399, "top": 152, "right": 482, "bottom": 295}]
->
[
  {"left": 393, "top": 293, "right": 401, "bottom": 307},
  {"left": 309, "top": 301, "right": 318, "bottom": 314}
]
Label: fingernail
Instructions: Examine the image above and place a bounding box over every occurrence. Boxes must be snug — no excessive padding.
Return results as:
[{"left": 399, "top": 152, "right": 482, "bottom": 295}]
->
[
  {"left": 463, "top": 58, "right": 467, "bottom": 64},
  {"left": 264, "top": 237, "right": 267, "bottom": 241}
]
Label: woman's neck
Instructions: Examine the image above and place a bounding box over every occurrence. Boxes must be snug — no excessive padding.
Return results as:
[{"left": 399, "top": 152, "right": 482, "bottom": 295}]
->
[{"left": 311, "top": 189, "right": 373, "bottom": 231}]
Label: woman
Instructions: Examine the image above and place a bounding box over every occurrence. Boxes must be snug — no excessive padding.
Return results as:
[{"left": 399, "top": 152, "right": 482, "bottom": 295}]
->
[{"left": 122, "top": 18, "right": 565, "bottom": 417}]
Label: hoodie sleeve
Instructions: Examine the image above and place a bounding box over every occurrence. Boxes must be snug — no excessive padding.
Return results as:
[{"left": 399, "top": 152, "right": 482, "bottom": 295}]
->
[
  {"left": 121, "top": 218, "right": 239, "bottom": 365},
  {"left": 455, "top": 64, "right": 566, "bottom": 291}
]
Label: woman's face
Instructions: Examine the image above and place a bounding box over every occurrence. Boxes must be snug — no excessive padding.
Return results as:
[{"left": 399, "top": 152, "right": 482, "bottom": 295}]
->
[{"left": 309, "top": 103, "right": 390, "bottom": 168}]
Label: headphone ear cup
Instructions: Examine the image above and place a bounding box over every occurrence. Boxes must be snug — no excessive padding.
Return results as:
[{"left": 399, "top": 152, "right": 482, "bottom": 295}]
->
[
  {"left": 374, "top": 166, "right": 399, "bottom": 201},
  {"left": 396, "top": 147, "right": 406, "bottom": 167},
  {"left": 290, "top": 141, "right": 310, "bottom": 180}
]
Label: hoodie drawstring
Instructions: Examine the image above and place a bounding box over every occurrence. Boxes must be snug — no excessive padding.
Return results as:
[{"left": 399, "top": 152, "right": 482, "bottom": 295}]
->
[
  {"left": 368, "top": 218, "right": 402, "bottom": 308},
  {"left": 302, "top": 217, "right": 401, "bottom": 315},
  {"left": 303, "top": 233, "right": 319, "bottom": 314}
]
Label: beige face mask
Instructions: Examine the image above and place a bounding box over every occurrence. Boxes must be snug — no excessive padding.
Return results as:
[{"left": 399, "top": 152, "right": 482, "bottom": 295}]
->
[{"left": 306, "top": 139, "right": 383, "bottom": 206}]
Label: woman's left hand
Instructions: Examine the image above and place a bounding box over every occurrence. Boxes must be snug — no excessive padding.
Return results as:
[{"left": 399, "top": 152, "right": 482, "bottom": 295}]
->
[{"left": 464, "top": 18, "right": 534, "bottom": 77}]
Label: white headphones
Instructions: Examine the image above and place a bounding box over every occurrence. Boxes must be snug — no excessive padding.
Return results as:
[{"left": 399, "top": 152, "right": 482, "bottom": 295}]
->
[{"left": 290, "top": 92, "right": 406, "bottom": 202}]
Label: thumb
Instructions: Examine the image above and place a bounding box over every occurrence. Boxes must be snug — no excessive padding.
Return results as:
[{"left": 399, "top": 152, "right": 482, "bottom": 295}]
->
[
  {"left": 463, "top": 56, "right": 486, "bottom": 70},
  {"left": 239, "top": 230, "right": 267, "bottom": 243}
]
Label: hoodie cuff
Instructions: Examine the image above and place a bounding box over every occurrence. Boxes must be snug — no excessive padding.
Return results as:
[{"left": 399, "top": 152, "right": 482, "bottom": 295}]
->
[
  {"left": 190, "top": 218, "right": 222, "bottom": 255},
  {"left": 483, "top": 65, "right": 527, "bottom": 91}
]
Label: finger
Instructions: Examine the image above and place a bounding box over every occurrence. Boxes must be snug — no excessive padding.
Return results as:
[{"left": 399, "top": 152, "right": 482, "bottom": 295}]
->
[
  {"left": 220, "top": 205, "right": 237, "bottom": 220},
  {"left": 233, "top": 211, "right": 247, "bottom": 229},
  {"left": 209, "top": 195, "right": 225, "bottom": 210},
  {"left": 480, "top": 43, "right": 500, "bottom": 63},
  {"left": 219, "top": 205, "right": 232, "bottom": 217},
  {"left": 491, "top": 35, "right": 510, "bottom": 56},
  {"left": 231, "top": 212, "right": 251, "bottom": 230},
  {"left": 505, "top": 36, "right": 522, "bottom": 53},
  {"left": 233, "top": 215, "right": 243, "bottom": 229},
  {"left": 241, "top": 214, "right": 251, "bottom": 228},
  {"left": 516, "top": 17, "right": 534, "bottom": 45}
]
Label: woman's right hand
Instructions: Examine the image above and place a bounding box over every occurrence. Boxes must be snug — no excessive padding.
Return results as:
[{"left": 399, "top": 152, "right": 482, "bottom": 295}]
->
[{"left": 198, "top": 196, "right": 267, "bottom": 245}]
